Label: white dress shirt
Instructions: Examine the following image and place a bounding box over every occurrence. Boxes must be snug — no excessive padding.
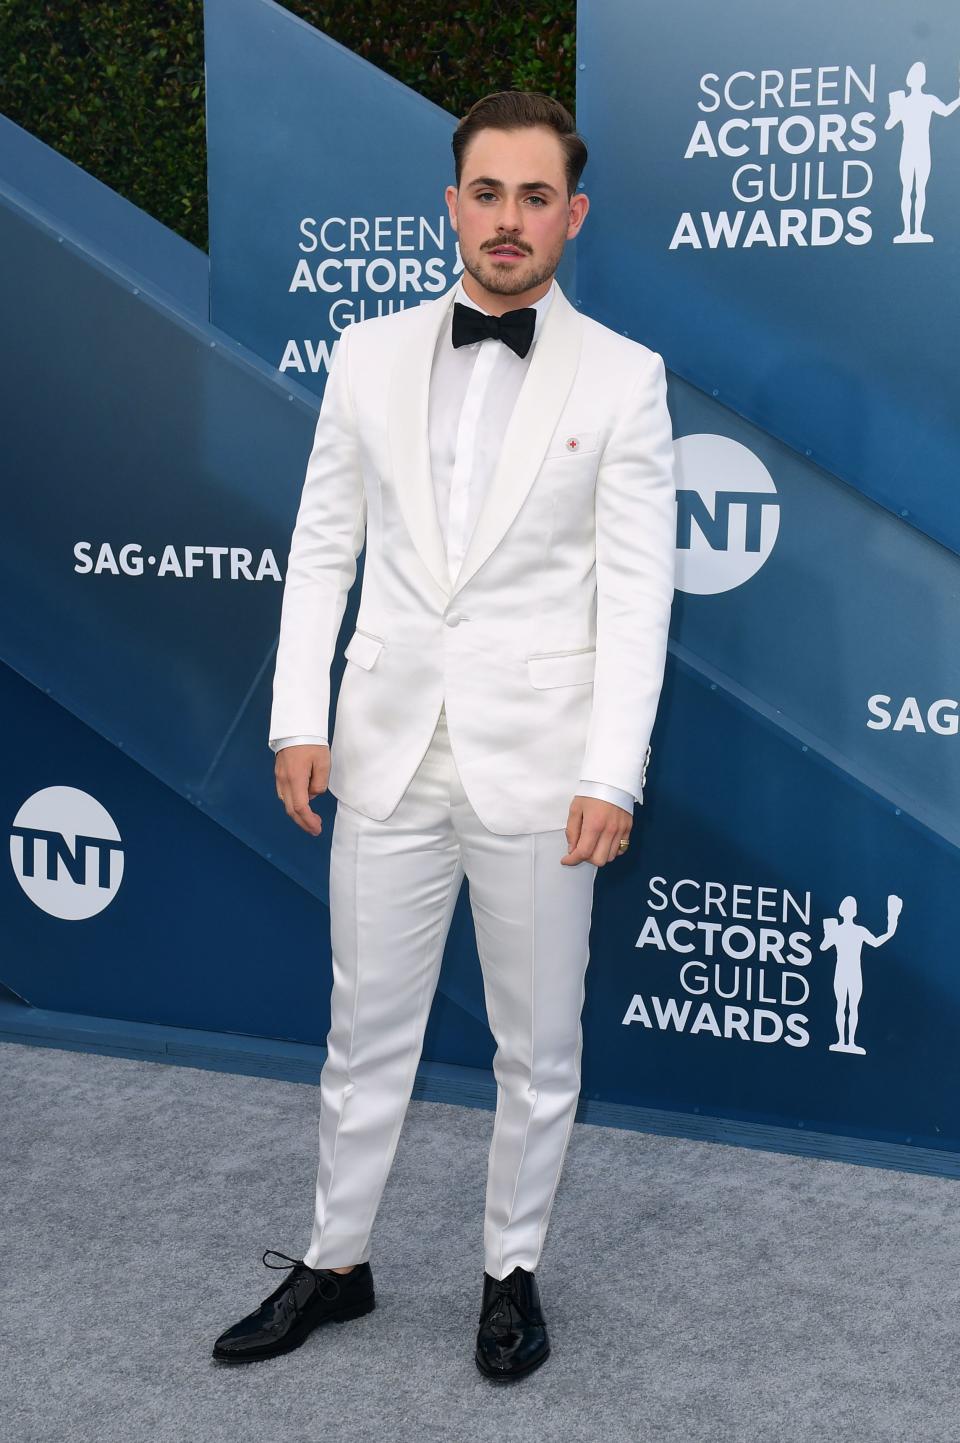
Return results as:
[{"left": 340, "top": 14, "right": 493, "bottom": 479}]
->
[{"left": 271, "top": 276, "right": 637, "bottom": 815}]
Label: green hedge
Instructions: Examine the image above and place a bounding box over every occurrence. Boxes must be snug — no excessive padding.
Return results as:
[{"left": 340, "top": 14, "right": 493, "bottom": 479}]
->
[{"left": 0, "top": 1, "right": 575, "bottom": 251}]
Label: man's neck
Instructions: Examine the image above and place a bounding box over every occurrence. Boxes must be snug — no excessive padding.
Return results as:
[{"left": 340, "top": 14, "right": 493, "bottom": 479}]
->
[{"left": 459, "top": 271, "right": 554, "bottom": 316}]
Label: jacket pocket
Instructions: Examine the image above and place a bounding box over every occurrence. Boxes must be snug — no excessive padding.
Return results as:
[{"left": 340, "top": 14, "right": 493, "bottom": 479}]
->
[
  {"left": 343, "top": 629, "right": 385, "bottom": 671},
  {"left": 526, "top": 647, "right": 596, "bottom": 689}
]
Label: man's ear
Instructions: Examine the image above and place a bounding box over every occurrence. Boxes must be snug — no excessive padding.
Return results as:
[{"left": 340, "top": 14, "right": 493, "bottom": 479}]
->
[{"left": 567, "top": 192, "right": 589, "bottom": 239}]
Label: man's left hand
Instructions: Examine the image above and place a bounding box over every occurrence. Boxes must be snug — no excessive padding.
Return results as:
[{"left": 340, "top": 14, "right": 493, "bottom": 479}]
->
[{"left": 562, "top": 795, "right": 633, "bottom": 866}]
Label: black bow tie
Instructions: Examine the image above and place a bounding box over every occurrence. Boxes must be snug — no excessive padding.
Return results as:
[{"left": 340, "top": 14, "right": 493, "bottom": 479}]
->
[{"left": 451, "top": 301, "right": 537, "bottom": 359}]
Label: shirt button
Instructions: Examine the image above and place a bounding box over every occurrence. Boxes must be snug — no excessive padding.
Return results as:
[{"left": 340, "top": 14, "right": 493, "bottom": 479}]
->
[{"left": 445, "top": 612, "right": 462, "bottom": 627}]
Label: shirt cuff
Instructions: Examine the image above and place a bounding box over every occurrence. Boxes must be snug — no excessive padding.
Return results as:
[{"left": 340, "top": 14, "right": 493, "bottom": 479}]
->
[
  {"left": 269, "top": 734, "right": 328, "bottom": 752},
  {"left": 577, "top": 779, "right": 637, "bottom": 812}
]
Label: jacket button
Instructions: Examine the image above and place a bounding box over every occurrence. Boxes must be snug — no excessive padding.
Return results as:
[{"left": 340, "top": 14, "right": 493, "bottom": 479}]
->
[{"left": 445, "top": 612, "right": 462, "bottom": 627}]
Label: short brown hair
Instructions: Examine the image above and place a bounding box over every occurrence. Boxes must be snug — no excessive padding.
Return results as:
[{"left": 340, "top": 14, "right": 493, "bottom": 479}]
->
[{"left": 451, "top": 90, "right": 588, "bottom": 200}]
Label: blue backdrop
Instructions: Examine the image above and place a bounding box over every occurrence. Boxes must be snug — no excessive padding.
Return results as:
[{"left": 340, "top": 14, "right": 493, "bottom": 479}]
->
[{"left": 2, "top": 0, "right": 958, "bottom": 1159}]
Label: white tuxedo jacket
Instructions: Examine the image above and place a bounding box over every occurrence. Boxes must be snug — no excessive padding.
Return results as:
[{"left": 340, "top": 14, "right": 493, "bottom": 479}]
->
[{"left": 269, "top": 276, "right": 677, "bottom": 835}]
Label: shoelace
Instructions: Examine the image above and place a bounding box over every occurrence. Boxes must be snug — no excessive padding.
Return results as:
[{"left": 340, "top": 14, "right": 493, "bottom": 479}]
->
[
  {"left": 479, "top": 1276, "right": 536, "bottom": 1334},
  {"left": 262, "top": 1248, "right": 342, "bottom": 1304}
]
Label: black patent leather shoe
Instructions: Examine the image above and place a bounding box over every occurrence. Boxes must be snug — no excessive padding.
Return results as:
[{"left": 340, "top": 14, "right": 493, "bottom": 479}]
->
[
  {"left": 475, "top": 1265, "right": 550, "bottom": 1381},
  {"left": 212, "top": 1250, "right": 375, "bottom": 1363}
]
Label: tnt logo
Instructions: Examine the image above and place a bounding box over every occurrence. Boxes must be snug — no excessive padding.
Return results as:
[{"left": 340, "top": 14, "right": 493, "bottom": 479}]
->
[
  {"left": 9, "top": 786, "right": 124, "bottom": 920},
  {"left": 673, "top": 434, "right": 780, "bottom": 595}
]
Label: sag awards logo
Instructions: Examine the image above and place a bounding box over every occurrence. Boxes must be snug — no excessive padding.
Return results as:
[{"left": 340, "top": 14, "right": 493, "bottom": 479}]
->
[
  {"left": 673, "top": 60, "right": 960, "bottom": 249},
  {"left": 281, "top": 214, "right": 456, "bottom": 374},
  {"left": 823, "top": 894, "right": 902, "bottom": 1055},
  {"left": 672, "top": 433, "right": 779, "bottom": 595},
  {"left": 9, "top": 786, "right": 124, "bottom": 920},
  {"left": 622, "top": 876, "right": 903, "bottom": 1057}
]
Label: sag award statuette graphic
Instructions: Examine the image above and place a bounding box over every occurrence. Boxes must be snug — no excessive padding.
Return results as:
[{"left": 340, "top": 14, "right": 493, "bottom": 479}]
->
[
  {"left": 821, "top": 894, "right": 903, "bottom": 1056},
  {"left": 885, "top": 61, "right": 960, "bottom": 243}
]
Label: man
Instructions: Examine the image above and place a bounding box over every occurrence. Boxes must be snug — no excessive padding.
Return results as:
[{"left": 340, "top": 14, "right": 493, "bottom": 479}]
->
[{"left": 213, "top": 89, "right": 676, "bottom": 1380}]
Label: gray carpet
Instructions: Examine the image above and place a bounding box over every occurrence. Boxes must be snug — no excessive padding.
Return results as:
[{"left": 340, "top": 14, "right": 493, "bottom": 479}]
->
[{"left": 2, "top": 1040, "right": 959, "bottom": 1443}]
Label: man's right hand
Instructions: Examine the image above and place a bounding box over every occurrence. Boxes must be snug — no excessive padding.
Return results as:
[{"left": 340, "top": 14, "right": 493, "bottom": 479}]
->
[{"left": 275, "top": 745, "right": 330, "bottom": 836}]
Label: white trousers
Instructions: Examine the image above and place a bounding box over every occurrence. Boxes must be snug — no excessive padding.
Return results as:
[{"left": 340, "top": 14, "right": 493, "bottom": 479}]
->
[{"left": 303, "top": 701, "right": 599, "bottom": 1280}]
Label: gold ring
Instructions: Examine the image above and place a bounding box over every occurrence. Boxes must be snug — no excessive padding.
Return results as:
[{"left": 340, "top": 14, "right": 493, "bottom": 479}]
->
[{"left": 618, "top": 839, "right": 629, "bottom": 852}]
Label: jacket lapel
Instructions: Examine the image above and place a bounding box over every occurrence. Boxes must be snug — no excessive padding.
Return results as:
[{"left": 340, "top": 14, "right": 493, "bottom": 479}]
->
[
  {"left": 386, "top": 276, "right": 584, "bottom": 600},
  {"left": 386, "top": 286, "right": 456, "bottom": 597}
]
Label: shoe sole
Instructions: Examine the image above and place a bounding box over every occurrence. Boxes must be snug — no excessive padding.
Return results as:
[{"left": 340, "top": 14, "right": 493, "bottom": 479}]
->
[
  {"left": 211, "top": 1296, "right": 376, "bottom": 1363},
  {"left": 474, "top": 1343, "right": 551, "bottom": 1382}
]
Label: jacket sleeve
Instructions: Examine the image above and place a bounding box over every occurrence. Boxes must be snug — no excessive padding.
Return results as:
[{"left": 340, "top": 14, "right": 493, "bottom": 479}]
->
[
  {"left": 268, "top": 321, "right": 367, "bottom": 747},
  {"left": 578, "top": 348, "right": 676, "bottom": 798}
]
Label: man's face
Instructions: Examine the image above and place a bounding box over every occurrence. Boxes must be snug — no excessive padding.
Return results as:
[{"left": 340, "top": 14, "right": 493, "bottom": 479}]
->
[{"left": 445, "top": 125, "right": 589, "bottom": 299}]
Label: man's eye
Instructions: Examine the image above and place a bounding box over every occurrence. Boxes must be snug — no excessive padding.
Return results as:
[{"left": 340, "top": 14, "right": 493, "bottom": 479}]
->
[{"left": 477, "top": 192, "right": 547, "bottom": 205}]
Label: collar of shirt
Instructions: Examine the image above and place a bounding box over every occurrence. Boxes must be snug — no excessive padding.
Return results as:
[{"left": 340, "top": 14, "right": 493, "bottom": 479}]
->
[{"left": 449, "top": 274, "right": 556, "bottom": 353}]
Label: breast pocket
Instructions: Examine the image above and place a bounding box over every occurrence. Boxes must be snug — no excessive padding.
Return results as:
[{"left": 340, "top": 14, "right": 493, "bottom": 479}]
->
[
  {"left": 343, "top": 628, "right": 385, "bottom": 671},
  {"left": 544, "top": 428, "right": 601, "bottom": 461},
  {"left": 526, "top": 647, "right": 596, "bottom": 689}
]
